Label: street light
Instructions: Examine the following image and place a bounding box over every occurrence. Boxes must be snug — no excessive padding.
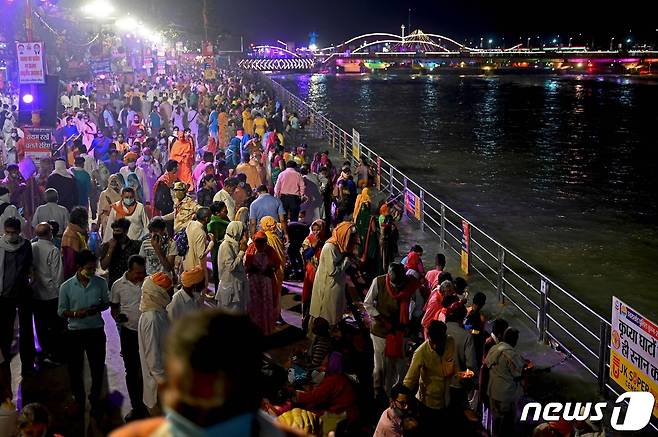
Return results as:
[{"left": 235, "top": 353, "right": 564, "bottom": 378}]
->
[
  {"left": 610, "top": 37, "right": 615, "bottom": 51},
  {"left": 569, "top": 37, "right": 573, "bottom": 47},
  {"left": 81, "top": 0, "right": 115, "bottom": 19}
]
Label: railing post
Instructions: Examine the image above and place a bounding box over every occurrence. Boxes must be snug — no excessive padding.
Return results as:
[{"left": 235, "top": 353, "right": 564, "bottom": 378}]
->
[
  {"left": 439, "top": 204, "right": 445, "bottom": 251},
  {"left": 403, "top": 178, "right": 408, "bottom": 219},
  {"left": 496, "top": 247, "right": 505, "bottom": 304},
  {"left": 388, "top": 168, "right": 394, "bottom": 195},
  {"left": 538, "top": 278, "right": 550, "bottom": 342},
  {"left": 598, "top": 321, "right": 610, "bottom": 395},
  {"left": 419, "top": 190, "right": 425, "bottom": 232}
]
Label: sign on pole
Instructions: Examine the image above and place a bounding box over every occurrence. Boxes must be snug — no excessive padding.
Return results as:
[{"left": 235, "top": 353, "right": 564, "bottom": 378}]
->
[
  {"left": 610, "top": 296, "right": 658, "bottom": 418},
  {"left": 461, "top": 220, "right": 470, "bottom": 274},
  {"left": 16, "top": 41, "right": 45, "bottom": 84},
  {"left": 352, "top": 128, "right": 360, "bottom": 161},
  {"left": 404, "top": 189, "right": 421, "bottom": 221}
]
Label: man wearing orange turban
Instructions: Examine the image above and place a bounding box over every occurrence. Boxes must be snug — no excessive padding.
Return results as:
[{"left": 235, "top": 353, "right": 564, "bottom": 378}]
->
[
  {"left": 120, "top": 151, "right": 150, "bottom": 204},
  {"left": 167, "top": 266, "right": 204, "bottom": 321}
]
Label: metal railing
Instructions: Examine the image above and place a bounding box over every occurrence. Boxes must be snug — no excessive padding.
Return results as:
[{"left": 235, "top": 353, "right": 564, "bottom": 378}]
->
[{"left": 260, "top": 73, "right": 623, "bottom": 399}]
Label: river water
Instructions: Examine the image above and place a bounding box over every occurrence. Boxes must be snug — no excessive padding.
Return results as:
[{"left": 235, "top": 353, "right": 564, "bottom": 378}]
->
[{"left": 274, "top": 73, "right": 658, "bottom": 319}]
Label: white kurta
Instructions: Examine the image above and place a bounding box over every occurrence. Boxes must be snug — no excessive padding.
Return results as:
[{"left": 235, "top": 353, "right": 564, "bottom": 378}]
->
[
  {"left": 214, "top": 240, "right": 248, "bottom": 311},
  {"left": 103, "top": 202, "right": 149, "bottom": 243},
  {"left": 138, "top": 309, "right": 169, "bottom": 409},
  {"left": 309, "top": 243, "right": 350, "bottom": 326}
]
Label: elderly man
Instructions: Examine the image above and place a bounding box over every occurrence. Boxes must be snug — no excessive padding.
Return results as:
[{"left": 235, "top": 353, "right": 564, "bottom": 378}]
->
[
  {"left": 111, "top": 255, "right": 149, "bottom": 421},
  {"left": 0, "top": 217, "right": 35, "bottom": 378},
  {"left": 274, "top": 160, "right": 305, "bottom": 222},
  {"left": 31, "top": 222, "right": 64, "bottom": 366},
  {"left": 182, "top": 207, "right": 213, "bottom": 272},
  {"left": 167, "top": 266, "right": 204, "bottom": 321},
  {"left": 32, "top": 188, "right": 69, "bottom": 236},
  {"left": 110, "top": 310, "right": 304, "bottom": 437}
]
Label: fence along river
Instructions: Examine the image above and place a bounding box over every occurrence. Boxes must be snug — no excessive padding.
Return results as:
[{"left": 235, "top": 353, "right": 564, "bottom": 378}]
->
[{"left": 260, "top": 72, "right": 658, "bottom": 426}]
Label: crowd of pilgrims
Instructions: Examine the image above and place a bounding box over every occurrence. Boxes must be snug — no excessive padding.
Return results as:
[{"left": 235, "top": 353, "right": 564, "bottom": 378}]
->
[{"left": 0, "top": 70, "right": 605, "bottom": 437}]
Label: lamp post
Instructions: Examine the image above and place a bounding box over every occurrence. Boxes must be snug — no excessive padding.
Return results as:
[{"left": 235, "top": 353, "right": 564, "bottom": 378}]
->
[
  {"left": 610, "top": 37, "right": 615, "bottom": 51},
  {"left": 569, "top": 37, "right": 573, "bottom": 47},
  {"left": 527, "top": 37, "right": 531, "bottom": 49}
]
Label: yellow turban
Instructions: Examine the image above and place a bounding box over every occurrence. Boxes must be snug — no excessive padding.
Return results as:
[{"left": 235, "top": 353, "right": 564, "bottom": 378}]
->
[
  {"left": 151, "top": 272, "right": 173, "bottom": 290},
  {"left": 260, "top": 216, "right": 277, "bottom": 233},
  {"left": 181, "top": 266, "right": 205, "bottom": 288}
]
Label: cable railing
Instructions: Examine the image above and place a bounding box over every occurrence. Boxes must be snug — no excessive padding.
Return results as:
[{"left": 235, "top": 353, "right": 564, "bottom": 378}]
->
[{"left": 260, "top": 73, "right": 621, "bottom": 400}]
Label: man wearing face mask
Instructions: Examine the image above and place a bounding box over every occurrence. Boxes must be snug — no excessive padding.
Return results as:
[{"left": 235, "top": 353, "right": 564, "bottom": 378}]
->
[
  {"left": 120, "top": 152, "right": 151, "bottom": 206},
  {"left": 182, "top": 207, "right": 213, "bottom": 272},
  {"left": 101, "top": 217, "right": 142, "bottom": 287},
  {"left": 111, "top": 310, "right": 307, "bottom": 437},
  {"left": 103, "top": 187, "right": 149, "bottom": 243},
  {"left": 364, "top": 262, "right": 421, "bottom": 397},
  {"left": 167, "top": 266, "right": 204, "bottom": 322},
  {"left": 111, "top": 255, "right": 149, "bottom": 422},
  {"left": 0, "top": 217, "right": 35, "bottom": 381},
  {"left": 57, "top": 249, "right": 110, "bottom": 416},
  {"left": 163, "top": 181, "right": 200, "bottom": 233}
]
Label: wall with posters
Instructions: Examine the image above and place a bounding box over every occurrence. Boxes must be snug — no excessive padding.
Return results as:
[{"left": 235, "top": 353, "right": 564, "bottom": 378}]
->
[{"left": 610, "top": 296, "right": 658, "bottom": 419}]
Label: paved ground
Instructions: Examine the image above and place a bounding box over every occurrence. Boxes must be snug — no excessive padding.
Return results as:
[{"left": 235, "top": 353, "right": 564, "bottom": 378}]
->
[{"left": 6, "top": 130, "right": 600, "bottom": 435}]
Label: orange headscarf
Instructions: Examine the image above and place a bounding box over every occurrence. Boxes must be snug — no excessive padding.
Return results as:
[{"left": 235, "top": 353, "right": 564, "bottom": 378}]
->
[
  {"left": 326, "top": 222, "right": 356, "bottom": 253},
  {"left": 124, "top": 152, "right": 138, "bottom": 163},
  {"left": 352, "top": 187, "right": 372, "bottom": 220},
  {"left": 152, "top": 272, "right": 173, "bottom": 290},
  {"left": 181, "top": 266, "right": 205, "bottom": 287}
]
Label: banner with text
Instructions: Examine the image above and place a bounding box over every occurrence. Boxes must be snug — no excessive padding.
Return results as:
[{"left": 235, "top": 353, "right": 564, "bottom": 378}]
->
[
  {"left": 20, "top": 125, "right": 53, "bottom": 162},
  {"left": 404, "top": 189, "right": 421, "bottom": 221},
  {"left": 610, "top": 296, "right": 658, "bottom": 418},
  {"left": 16, "top": 42, "right": 45, "bottom": 84},
  {"left": 461, "top": 220, "right": 470, "bottom": 274}
]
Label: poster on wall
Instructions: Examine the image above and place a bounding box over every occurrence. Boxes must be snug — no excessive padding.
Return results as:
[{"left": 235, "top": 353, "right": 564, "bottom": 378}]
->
[
  {"left": 16, "top": 41, "right": 45, "bottom": 84},
  {"left": 610, "top": 296, "right": 658, "bottom": 418}
]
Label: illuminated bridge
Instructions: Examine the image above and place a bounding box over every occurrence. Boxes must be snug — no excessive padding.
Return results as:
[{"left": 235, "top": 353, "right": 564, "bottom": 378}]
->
[{"left": 238, "top": 30, "right": 658, "bottom": 73}]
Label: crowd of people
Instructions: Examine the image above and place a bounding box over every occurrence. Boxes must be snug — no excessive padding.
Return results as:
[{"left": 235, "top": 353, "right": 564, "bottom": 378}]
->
[{"left": 0, "top": 69, "right": 604, "bottom": 437}]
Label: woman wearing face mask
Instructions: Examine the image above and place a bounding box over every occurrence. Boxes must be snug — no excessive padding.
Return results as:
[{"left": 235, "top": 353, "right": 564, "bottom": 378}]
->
[
  {"left": 245, "top": 231, "right": 282, "bottom": 335},
  {"left": 120, "top": 152, "right": 151, "bottom": 206},
  {"left": 126, "top": 173, "right": 144, "bottom": 204},
  {"left": 103, "top": 187, "right": 149, "bottom": 243},
  {"left": 97, "top": 174, "right": 124, "bottom": 237}
]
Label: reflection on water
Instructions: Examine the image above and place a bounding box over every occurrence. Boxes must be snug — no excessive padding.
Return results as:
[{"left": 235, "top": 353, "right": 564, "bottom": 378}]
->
[{"left": 274, "top": 73, "right": 658, "bottom": 318}]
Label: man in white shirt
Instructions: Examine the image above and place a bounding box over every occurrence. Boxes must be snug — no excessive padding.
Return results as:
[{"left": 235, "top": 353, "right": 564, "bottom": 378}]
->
[
  {"left": 111, "top": 254, "right": 149, "bottom": 421},
  {"left": 31, "top": 222, "right": 64, "bottom": 365},
  {"left": 182, "top": 207, "right": 213, "bottom": 272},
  {"left": 32, "top": 189, "right": 69, "bottom": 237},
  {"left": 167, "top": 266, "right": 204, "bottom": 322}
]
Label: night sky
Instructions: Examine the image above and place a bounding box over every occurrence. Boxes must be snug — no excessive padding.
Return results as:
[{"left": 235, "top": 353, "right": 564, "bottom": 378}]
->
[{"left": 62, "top": 0, "right": 657, "bottom": 47}]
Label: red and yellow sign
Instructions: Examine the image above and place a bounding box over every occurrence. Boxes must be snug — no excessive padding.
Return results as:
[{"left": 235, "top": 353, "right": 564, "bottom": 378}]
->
[{"left": 461, "top": 220, "right": 470, "bottom": 274}]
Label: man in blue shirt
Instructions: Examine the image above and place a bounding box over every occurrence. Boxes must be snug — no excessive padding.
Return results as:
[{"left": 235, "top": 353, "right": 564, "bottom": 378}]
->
[
  {"left": 249, "top": 184, "right": 287, "bottom": 238},
  {"left": 104, "top": 148, "right": 124, "bottom": 175},
  {"left": 58, "top": 249, "right": 110, "bottom": 415},
  {"left": 90, "top": 130, "right": 111, "bottom": 162}
]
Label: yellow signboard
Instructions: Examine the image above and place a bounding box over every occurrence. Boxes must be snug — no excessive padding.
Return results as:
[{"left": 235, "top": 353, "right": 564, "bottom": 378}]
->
[
  {"left": 352, "top": 128, "right": 360, "bottom": 161},
  {"left": 460, "top": 220, "right": 470, "bottom": 274},
  {"left": 610, "top": 296, "right": 658, "bottom": 418}
]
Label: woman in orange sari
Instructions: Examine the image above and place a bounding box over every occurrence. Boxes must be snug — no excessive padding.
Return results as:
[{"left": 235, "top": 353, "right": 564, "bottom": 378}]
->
[
  {"left": 169, "top": 131, "right": 194, "bottom": 190},
  {"left": 260, "top": 216, "right": 286, "bottom": 323}
]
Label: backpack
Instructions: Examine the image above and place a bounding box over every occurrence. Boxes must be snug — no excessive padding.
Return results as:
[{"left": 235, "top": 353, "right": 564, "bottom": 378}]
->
[
  {"left": 153, "top": 182, "right": 174, "bottom": 215},
  {"left": 173, "top": 229, "right": 189, "bottom": 257}
]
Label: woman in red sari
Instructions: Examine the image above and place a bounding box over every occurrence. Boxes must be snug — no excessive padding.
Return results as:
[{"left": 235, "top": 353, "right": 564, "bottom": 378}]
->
[
  {"left": 301, "top": 219, "right": 326, "bottom": 332},
  {"left": 245, "top": 231, "right": 282, "bottom": 335}
]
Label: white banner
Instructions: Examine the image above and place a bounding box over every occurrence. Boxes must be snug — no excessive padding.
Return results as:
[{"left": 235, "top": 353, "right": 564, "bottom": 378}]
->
[{"left": 16, "top": 41, "right": 45, "bottom": 84}]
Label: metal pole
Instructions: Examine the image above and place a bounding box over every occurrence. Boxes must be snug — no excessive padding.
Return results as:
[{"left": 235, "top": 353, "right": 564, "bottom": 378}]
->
[
  {"left": 497, "top": 247, "right": 505, "bottom": 303},
  {"left": 538, "top": 279, "right": 550, "bottom": 342},
  {"left": 419, "top": 190, "right": 425, "bottom": 232},
  {"left": 388, "top": 167, "right": 393, "bottom": 195},
  {"left": 439, "top": 204, "right": 445, "bottom": 250},
  {"left": 598, "top": 321, "right": 610, "bottom": 395},
  {"left": 403, "top": 178, "right": 408, "bottom": 219}
]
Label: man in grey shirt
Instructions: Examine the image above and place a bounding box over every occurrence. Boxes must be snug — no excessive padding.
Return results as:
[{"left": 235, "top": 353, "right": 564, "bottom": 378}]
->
[{"left": 32, "top": 188, "right": 69, "bottom": 237}]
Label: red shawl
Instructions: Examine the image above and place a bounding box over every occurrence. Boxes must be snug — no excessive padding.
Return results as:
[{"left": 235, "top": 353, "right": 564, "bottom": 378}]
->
[{"left": 385, "top": 274, "right": 419, "bottom": 325}]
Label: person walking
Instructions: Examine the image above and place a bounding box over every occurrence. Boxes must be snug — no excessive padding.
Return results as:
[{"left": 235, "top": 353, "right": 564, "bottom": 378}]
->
[
  {"left": 274, "top": 161, "right": 305, "bottom": 222},
  {"left": 57, "top": 249, "right": 110, "bottom": 416},
  {"left": 215, "top": 221, "right": 249, "bottom": 311},
  {"left": 110, "top": 255, "right": 149, "bottom": 421},
  {"left": 31, "top": 188, "right": 69, "bottom": 236}
]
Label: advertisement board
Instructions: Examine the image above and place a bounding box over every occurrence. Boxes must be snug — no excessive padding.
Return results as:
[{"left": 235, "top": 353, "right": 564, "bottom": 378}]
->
[
  {"left": 16, "top": 41, "right": 45, "bottom": 84},
  {"left": 20, "top": 125, "right": 53, "bottom": 162},
  {"left": 352, "top": 128, "right": 360, "bottom": 161},
  {"left": 610, "top": 296, "right": 658, "bottom": 418},
  {"left": 461, "top": 220, "right": 470, "bottom": 274}
]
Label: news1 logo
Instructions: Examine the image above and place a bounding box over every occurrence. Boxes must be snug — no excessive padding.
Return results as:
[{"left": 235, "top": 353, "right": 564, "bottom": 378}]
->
[{"left": 520, "top": 392, "right": 655, "bottom": 431}]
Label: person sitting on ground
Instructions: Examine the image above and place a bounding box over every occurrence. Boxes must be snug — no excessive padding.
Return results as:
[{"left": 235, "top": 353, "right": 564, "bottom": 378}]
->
[
  {"left": 373, "top": 383, "right": 419, "bottom": 437},
  {"left": 111, "top": 310, "right": 307, "bottom": 437},
  {"left": 293, "top": 317, "right": 332, "bottom": 369}
]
